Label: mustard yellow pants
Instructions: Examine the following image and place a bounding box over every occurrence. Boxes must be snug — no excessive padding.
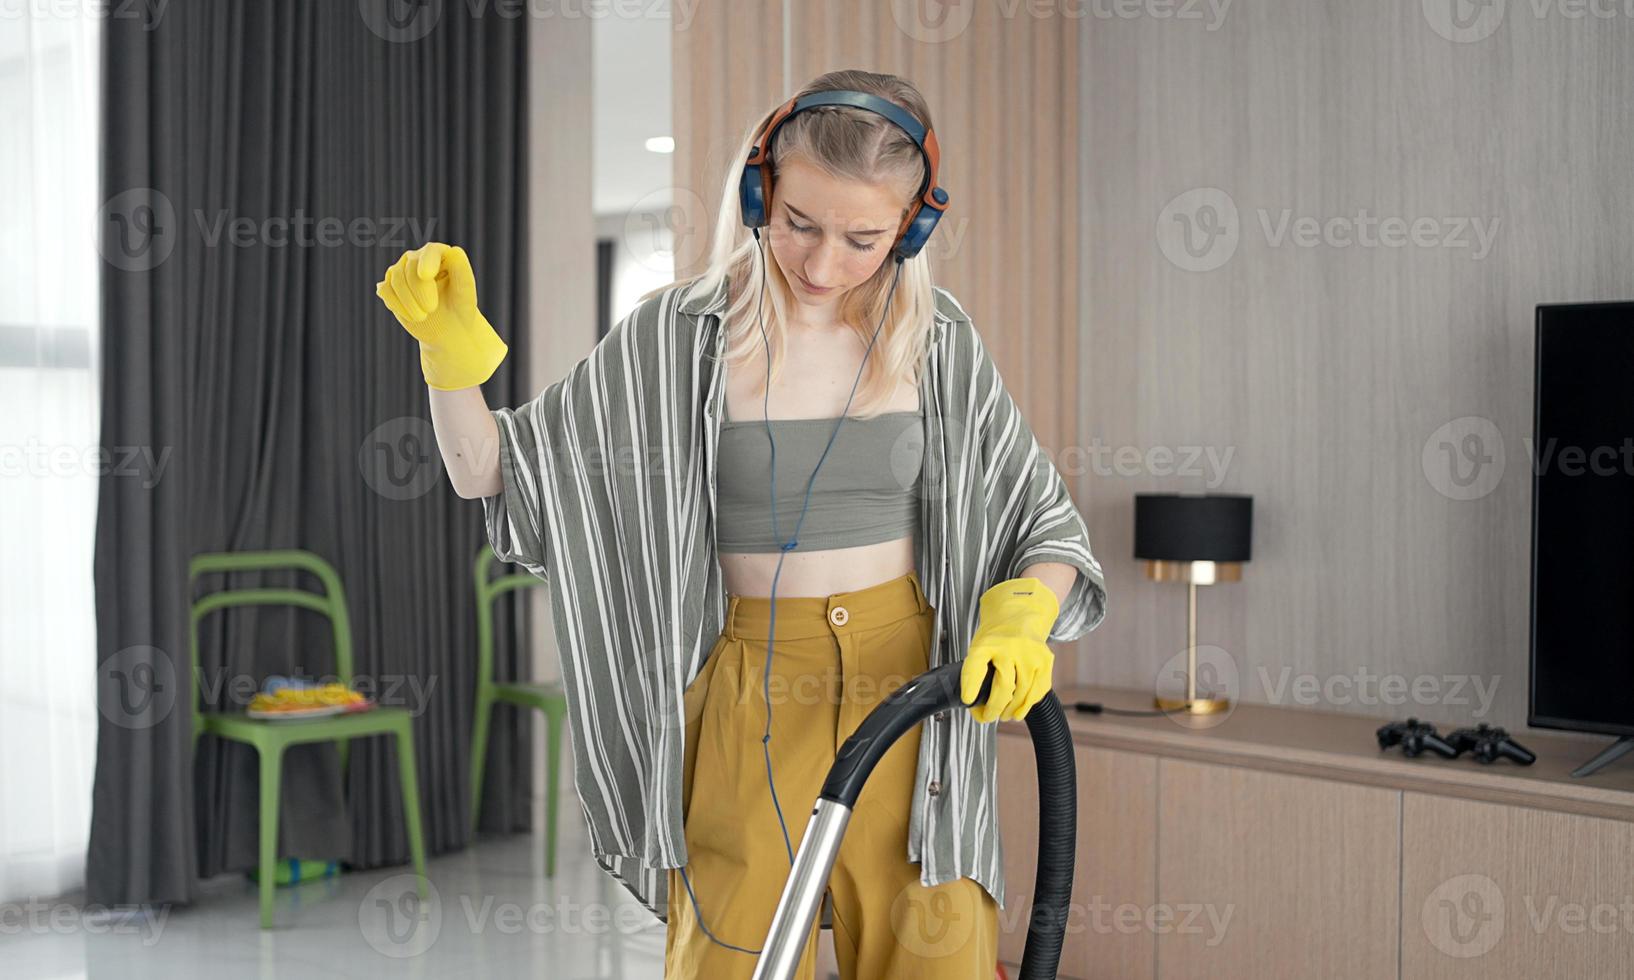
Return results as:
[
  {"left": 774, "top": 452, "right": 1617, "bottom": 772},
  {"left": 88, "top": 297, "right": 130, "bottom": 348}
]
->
[{"left": 665, "top": 568, "right": 999, "bottom": 979}]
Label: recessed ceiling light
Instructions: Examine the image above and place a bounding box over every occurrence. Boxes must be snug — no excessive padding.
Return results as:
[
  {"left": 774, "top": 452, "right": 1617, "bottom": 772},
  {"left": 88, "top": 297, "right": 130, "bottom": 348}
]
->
[{"left": 645, "top": 136, "right": 675, "bottom": 154}]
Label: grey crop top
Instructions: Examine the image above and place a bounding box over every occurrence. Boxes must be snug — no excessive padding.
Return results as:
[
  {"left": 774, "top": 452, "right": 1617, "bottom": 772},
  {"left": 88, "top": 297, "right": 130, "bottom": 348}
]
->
[{"left": 716, "top": 400, "right": 926, "bottom": 553}]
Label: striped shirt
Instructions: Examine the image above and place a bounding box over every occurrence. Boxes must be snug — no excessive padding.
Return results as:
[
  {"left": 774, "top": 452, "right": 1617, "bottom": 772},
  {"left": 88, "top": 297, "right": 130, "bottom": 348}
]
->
[{"left": 480, "top": 274, "right": 1107, "bottom": 919}]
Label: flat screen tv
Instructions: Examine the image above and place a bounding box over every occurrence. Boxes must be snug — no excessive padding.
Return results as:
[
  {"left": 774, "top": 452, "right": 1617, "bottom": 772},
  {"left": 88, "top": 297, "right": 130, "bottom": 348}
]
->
[{"left": 1528, "top": 301, "right": 1634, "bottom": 776}]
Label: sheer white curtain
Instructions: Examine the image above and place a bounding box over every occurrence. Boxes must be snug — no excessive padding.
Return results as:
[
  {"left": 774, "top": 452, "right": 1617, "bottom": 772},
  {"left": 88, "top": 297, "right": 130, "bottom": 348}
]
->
[{"left": 0, "top": 9, "right": 102, "bottom": 904}]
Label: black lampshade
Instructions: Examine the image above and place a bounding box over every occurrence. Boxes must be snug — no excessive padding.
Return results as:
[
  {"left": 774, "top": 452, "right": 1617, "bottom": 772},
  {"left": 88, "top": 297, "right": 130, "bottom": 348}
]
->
[{"left": 1134, "top": 493, "right": 1253, "bottom": 563}]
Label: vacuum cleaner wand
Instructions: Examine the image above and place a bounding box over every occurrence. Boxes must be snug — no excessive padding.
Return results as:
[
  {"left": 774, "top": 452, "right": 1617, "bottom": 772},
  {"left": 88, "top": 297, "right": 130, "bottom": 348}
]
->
[{"left": 751, "top": 662, "right": 1077, "bottom": 980}]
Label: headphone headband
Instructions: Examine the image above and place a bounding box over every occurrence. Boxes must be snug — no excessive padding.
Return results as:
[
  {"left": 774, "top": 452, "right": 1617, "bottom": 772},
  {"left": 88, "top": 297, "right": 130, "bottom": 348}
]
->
[{"left": 738, "top": 89, "right": 950, "bottom": 262}]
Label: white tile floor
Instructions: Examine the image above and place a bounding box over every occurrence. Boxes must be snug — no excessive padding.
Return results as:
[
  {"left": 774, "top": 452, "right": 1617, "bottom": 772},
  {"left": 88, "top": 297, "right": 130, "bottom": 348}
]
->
[
  {"left": 7, "top": 807, "right": 670, "bottom": 980},
  {"left": 4, "top": 784, "right": 886, "bottom": 980}
]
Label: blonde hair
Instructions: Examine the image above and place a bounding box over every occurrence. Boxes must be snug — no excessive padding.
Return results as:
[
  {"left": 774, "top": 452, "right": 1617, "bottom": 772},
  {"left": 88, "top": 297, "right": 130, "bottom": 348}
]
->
[{"left": 646, "top": 69, "right": 939, "bottom": 417}]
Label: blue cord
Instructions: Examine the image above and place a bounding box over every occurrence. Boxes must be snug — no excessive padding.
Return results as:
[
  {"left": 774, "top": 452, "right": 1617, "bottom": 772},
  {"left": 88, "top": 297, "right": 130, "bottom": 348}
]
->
[{"left": 680, "top": 230, "right": 904, "bottom": 954}]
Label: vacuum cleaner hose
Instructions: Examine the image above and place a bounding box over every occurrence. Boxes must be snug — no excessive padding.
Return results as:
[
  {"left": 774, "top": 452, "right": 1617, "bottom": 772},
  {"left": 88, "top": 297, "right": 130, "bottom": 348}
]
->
[{"left": 753, "top": 661, "right": 1077, "bottom": 980}]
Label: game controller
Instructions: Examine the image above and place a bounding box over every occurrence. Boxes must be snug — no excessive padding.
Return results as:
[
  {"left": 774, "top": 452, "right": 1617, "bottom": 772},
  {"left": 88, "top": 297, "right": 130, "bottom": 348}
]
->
[
  {"left": 1447, "top": 723, "right": 1537, "bottom": 765},
  {"left": 1376, "top": 718, "right": 1461, "bottom": 759}
]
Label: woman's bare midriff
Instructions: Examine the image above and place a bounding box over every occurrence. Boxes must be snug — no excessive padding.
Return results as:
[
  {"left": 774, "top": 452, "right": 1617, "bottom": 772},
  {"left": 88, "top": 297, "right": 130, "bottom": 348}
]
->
[
  {"left": 719, "top": 535, "right": 917, "bottom": 598},
  {"left": 717, "top": 316, "right": 923, "bottom": 599}
]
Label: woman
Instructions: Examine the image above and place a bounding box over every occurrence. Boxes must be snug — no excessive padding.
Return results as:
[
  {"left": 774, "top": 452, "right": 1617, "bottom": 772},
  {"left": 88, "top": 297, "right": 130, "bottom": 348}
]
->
[{"left": 376, "top": 69, "right": 1107, "bottom": 980}]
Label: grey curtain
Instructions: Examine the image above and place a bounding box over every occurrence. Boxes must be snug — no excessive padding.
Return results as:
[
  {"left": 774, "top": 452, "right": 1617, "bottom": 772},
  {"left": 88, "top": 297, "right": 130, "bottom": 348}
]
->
[{"left": 89, "top": 0, "right": 533, "bottom": 907}]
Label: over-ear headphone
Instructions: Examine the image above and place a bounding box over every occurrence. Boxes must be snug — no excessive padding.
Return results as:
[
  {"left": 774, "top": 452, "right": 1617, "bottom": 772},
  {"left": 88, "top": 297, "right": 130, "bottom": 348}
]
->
[{"left": 738, "top": 90, "right": 951, "bottom": 262}]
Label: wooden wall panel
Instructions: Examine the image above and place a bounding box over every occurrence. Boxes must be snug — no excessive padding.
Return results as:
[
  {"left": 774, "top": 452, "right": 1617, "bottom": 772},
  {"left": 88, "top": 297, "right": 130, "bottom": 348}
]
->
[
  {"left": 1077, "top": 0, "right": 1634, "bottom": 727},
  {"left": 671, "top": 2, "right": 786, "bottom": 281},
  {"left": 1155, "top": 759, "right": 1400, "bottom": 980}
]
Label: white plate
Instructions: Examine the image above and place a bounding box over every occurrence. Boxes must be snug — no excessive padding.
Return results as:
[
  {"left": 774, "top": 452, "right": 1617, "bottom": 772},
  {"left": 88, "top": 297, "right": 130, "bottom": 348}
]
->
[{"left": 247, "top": 700, "right": 374, "bottom": 721}]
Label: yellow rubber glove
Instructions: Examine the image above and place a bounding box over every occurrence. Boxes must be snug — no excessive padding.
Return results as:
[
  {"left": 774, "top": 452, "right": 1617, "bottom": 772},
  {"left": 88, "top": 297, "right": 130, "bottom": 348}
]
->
[
  {"left": 375, "top": 242, "right": 509, "bottom": 391},
  {"left": 960, "top": 577, "right": 1061, "bottom": 723}
]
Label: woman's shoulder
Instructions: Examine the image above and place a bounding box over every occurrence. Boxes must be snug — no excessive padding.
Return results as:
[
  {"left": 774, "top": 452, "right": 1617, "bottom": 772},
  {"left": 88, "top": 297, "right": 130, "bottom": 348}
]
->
[
  {"left": 929, "top": 285, "right": 973, "bottom": 325},
  {"left": 629, "top": 274, "right": 728, "bottom": 321},
  {"left": 638, "top": 276, "right": 964, "bottom": 326},
  {"left": 927, "top": 286, "right": 989, "bottom": 359},
  {"left": 605, "top": 278, "right": 722, "bottom": 345}
]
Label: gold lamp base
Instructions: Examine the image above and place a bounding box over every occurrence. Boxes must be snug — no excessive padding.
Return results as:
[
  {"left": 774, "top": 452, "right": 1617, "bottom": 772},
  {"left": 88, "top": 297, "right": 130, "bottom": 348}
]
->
[
  {"left": 1154, "top": 695, "right": 1232, "bottom": 715},
  {"left": 1146, "top": 560, "right": 1242, "bottom": 717}
]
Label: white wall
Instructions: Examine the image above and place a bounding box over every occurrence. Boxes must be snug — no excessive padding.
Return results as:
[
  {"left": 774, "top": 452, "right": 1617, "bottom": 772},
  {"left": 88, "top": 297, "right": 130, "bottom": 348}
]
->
[{"left": 594, "top": 211, "right": 676, "bottom": 328}]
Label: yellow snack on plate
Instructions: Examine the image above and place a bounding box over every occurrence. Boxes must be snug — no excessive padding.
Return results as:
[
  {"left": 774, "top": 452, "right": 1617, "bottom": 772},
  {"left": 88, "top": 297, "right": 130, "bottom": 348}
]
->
[{"left": 250, "top": 684, "right": 367, "bottom": 714}]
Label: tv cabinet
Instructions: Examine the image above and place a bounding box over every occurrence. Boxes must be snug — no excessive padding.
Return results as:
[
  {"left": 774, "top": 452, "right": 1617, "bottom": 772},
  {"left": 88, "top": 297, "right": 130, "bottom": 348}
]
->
[{"left": 996, "top": 685, "right": 1634, "bottom": 979}]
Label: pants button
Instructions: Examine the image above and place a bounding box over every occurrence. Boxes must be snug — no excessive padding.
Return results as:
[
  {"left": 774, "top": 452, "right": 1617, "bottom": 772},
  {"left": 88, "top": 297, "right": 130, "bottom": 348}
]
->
[{"left": 829, "top": 605, "right": 849, "bottom": 627}]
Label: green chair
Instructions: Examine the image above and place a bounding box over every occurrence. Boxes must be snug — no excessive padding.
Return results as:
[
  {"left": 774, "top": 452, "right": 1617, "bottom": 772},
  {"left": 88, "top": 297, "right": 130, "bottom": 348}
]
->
[
  {"left": 469, "top": 547, "right": 568, "bottom": 877},
  {"left": 188, "top": 549, "right": 428, "bottom": 928}
]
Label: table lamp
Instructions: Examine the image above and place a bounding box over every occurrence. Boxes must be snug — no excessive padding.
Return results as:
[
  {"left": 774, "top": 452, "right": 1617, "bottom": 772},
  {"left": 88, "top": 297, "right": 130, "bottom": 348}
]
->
[{"left": 1134, "top": 492, "right": 1253, "bottom": 714}]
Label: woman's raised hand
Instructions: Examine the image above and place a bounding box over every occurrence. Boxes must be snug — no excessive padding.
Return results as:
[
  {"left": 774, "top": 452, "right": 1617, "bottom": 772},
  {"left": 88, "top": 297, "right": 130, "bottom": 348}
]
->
[{"left": 376, "top": 242, "right": 509, "bottom": 391}]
